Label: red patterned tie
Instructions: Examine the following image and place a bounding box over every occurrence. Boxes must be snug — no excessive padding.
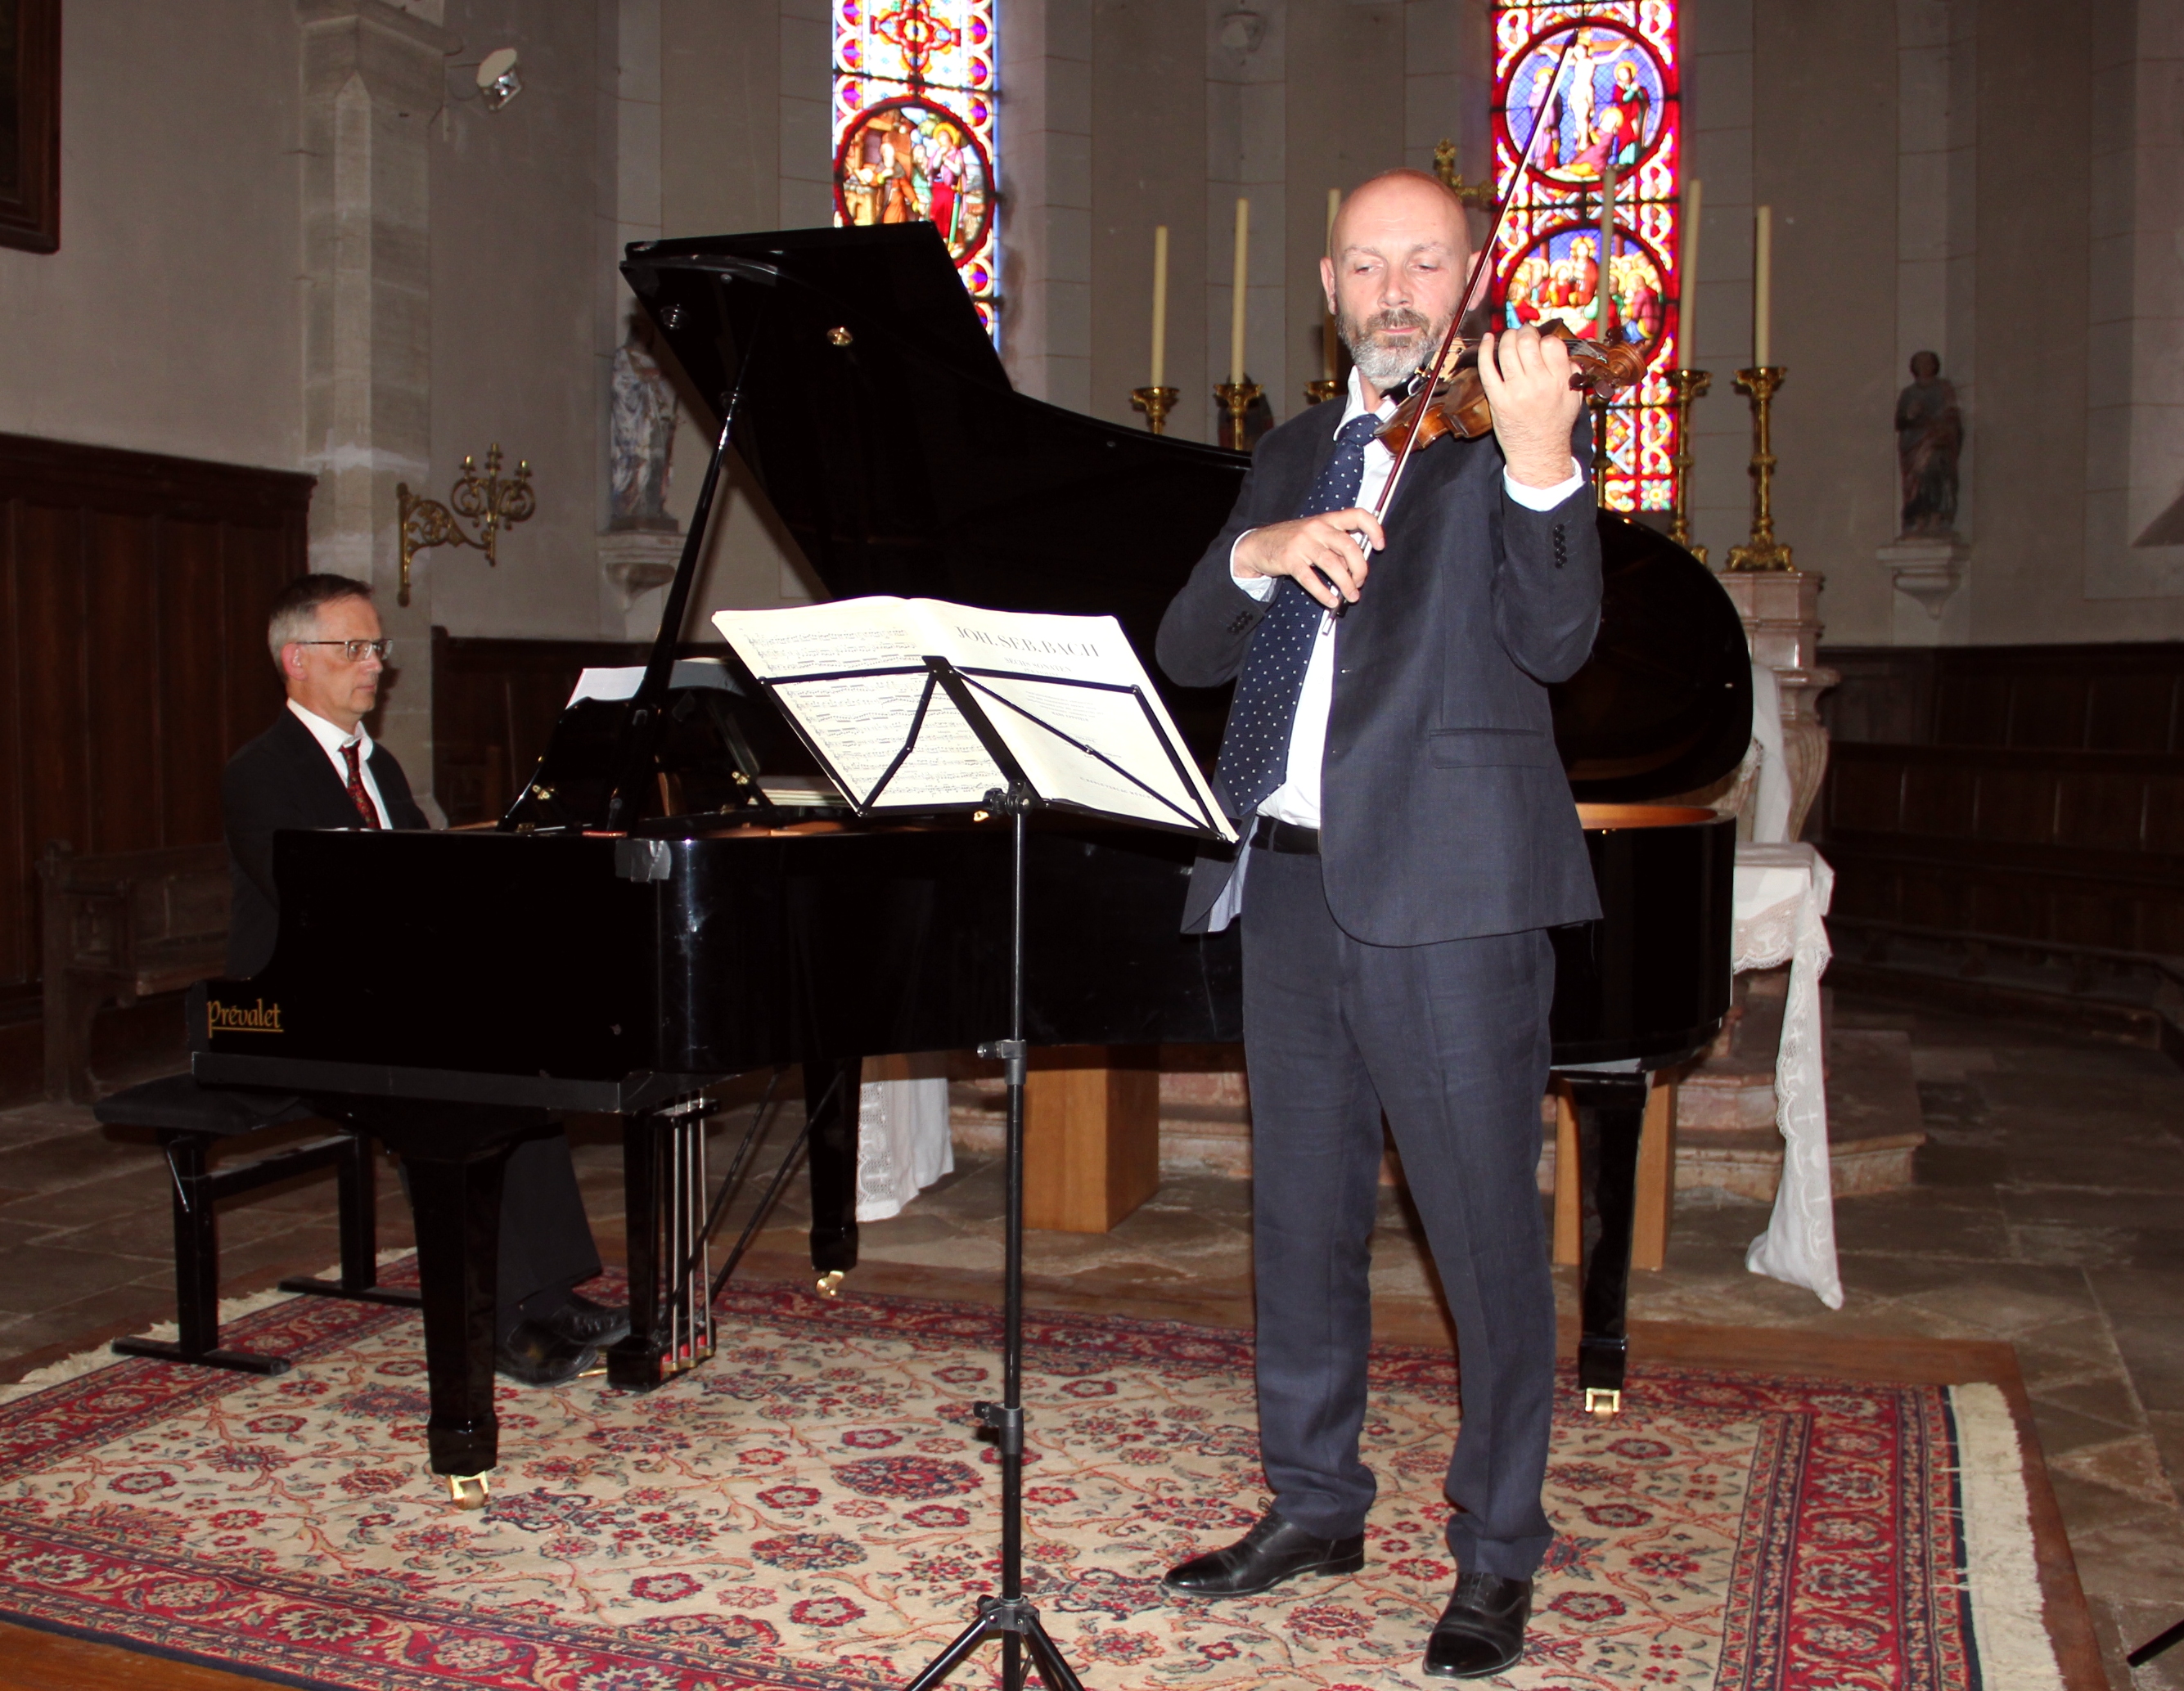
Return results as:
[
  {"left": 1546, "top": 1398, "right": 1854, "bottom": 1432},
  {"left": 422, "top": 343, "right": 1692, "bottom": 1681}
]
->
[{"left": 341, "top": 741, "right": 382, "bottom": 830}]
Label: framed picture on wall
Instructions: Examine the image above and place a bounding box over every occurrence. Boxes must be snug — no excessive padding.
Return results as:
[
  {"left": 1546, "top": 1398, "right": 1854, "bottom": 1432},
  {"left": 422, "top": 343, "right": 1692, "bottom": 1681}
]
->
[{"left": 0, "top": 0, "right": 56, "bottom": 254}]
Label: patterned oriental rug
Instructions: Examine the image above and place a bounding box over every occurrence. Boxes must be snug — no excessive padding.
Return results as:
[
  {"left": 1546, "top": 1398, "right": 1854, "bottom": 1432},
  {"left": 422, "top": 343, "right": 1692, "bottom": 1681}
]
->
[{"left": 0, "top": 1275, "right": 2063, "bottom": 1691}]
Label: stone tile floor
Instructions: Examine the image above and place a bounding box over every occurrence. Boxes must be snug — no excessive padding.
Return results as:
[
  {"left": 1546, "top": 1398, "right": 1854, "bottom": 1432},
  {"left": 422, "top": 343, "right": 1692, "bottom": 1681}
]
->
[{"left": 0, "top": 992, "right": 2177, "bottom": 1688}]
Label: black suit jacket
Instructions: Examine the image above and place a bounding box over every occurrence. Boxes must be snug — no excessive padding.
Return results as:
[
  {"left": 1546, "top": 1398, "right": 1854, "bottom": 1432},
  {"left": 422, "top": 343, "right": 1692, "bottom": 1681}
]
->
[
  {"left": 1156, "top": 400, "right": 1604, "bottom": 947},
  {"left": 223, "top": 708, "right": 428, "bottom": 975}
]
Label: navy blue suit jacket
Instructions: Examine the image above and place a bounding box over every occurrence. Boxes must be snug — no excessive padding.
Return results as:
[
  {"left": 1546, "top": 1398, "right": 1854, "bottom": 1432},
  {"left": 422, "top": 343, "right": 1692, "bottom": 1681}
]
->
[{"left": 1155, "top": 399, "right": 1604, "bottom": 947}]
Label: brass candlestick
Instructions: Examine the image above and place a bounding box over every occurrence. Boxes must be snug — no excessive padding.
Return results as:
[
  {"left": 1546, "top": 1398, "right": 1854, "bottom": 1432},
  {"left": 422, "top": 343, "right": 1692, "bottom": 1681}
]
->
[
  {"left": 1304, "top": 376, "right": 1342, "bottom": 406},
  {"left": 1130, "top": 385, "right": 1179, "bottom": 435},
  {"left": 1668, "top": 368, "right": 1711, "bottom": 564},
  {"left": 1725, "top": 367, "right": 1792, "bottom": 571},
  {"left": 1214, "top": 380, "right": 1263, "bottom": 451}
]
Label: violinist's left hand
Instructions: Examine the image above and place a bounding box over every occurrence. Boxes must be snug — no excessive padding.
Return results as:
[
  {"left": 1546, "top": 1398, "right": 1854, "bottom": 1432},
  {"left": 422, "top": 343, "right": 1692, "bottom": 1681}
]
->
[{"left": 1479, "top": 326, "right": 1583, "bottom": 489}]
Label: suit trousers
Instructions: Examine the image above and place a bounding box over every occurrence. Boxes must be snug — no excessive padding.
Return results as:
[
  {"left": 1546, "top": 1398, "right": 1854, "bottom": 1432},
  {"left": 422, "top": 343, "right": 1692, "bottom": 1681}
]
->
[
  {"left": 1241, "top": 846, "right": 1558, "bottom": 1580},
  {"left": 496, "top": 1131, "right": 604, "bottom": 1341}
]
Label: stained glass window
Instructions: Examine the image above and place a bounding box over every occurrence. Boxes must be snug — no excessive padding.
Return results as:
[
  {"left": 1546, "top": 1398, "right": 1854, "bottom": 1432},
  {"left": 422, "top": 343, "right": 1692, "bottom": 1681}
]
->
[
  {"left": 832, "top": 0, "right": 999, "bottom": 338},
  {"left": 1490, "top": 4, "right": 1680, "bottom": 512}
]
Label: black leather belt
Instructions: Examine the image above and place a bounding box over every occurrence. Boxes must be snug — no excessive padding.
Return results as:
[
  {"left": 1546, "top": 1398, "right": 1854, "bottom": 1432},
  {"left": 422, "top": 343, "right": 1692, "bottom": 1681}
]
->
[{"left": 1249, "top": 816, "right": 1320, "bottom": 854}]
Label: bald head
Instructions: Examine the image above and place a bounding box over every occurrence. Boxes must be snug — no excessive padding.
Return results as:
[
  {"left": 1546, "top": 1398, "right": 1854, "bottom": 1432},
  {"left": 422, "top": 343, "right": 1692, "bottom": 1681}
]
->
[
  {"left": 1323, "top": 169, "right": 1473, "bottom": 402},
  {"left": 1327, "top": 169, "right": 1468, "bottom": 263}
]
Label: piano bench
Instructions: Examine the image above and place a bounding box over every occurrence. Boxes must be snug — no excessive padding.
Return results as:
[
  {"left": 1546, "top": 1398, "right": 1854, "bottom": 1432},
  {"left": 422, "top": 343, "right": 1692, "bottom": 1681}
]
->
[{"left": 92, "top": 1074, "right": 424, "bottom": 1375}]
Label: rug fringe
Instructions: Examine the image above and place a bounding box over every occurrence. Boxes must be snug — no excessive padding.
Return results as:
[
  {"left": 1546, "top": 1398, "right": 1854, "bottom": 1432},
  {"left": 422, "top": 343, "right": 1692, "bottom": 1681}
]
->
[
  {"left": 0, "top": 1249, "right": 416, "bottom": 1405},
  {"left": 1950, "top": 1381, "right": 2065, "bottom": 1690}
]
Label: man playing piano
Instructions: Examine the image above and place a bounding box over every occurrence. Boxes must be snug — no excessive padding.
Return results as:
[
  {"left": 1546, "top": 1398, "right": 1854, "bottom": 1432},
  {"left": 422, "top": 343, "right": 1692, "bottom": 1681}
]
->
[
  {"left": 1155, "top": 170, "right": 1601, "bottom": 1678},
  {"left": 223, "top": 573, "right": 630, "bottom": 1387}
]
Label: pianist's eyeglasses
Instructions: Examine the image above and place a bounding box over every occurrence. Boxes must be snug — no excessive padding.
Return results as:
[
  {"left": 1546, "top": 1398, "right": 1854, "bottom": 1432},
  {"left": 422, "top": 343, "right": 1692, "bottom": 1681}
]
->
[{"left": 296, "top": 639, "right": 394, "bottom": 662}]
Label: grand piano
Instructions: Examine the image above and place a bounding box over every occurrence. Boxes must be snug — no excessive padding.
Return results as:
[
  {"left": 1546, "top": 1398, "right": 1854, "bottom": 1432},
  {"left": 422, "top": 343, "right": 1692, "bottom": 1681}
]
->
[{"left": 191, "top": 224, "right": 1750, "bottom": 1490}]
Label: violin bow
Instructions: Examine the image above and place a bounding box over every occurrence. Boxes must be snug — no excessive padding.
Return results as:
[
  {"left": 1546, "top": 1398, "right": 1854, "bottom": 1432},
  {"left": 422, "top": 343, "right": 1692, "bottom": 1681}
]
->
[{"left": 1368, "top": 29, "right": 1579, "bottom": 527}]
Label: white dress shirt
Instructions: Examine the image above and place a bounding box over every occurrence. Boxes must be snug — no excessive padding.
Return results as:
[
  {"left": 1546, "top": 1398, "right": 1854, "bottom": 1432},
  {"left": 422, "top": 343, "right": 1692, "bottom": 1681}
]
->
[
  {"left": 1230, "top": 367, "right": 1586, "bottom": 830},
  {"left": 288, "top": 699, "right": 390, "bottom": 827}
]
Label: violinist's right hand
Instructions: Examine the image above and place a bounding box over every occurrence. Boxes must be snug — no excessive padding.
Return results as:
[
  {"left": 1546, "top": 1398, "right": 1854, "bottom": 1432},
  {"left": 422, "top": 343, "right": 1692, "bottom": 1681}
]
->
[{"left": 1232, "top": 508, "right": 1386, "bottom": 609}]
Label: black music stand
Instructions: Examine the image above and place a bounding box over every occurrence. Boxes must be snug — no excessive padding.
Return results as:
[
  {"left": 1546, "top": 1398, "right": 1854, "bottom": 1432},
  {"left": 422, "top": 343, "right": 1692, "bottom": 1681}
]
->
[{"left": 749, "top": 650, "right": 1225, "bottom": 1691}]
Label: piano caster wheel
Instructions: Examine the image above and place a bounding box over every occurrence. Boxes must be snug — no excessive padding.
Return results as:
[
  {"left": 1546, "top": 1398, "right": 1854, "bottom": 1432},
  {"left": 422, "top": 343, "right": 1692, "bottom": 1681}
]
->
[
  {"left": 815, "top": 1270, "right": 845, "bottom": 1298},
  {"left": 446, "top": 1472, "right": 492, "bottom": 1509},
  {"left": 1583, "top": 1387, "right": 1623, "bottom": 1418}
]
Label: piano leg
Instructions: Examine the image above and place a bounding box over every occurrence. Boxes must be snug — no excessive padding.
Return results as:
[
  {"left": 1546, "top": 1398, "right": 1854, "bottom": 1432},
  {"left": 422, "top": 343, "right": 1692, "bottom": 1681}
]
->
[
  {"left": 400, "top": 1141, "right": 512, "bottom": 1491},
  {"left": 1567, "top": 1072, "right": 1648, "bottom": 1415},
  {"left": 803, "top": 1059, "right": 861, "bottom": 1283}
]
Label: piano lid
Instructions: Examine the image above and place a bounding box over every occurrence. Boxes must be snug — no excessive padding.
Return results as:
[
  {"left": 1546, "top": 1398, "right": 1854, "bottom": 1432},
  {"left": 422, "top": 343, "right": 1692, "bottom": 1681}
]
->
[{"left": 625, "top": 224, "right": 1751, "bottom": 805}]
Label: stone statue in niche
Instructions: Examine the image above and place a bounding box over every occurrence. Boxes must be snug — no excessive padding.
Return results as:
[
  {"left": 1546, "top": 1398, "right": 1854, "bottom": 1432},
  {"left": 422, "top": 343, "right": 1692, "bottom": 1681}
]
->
[
  {"left": 609, "top": 315, "right": 679, "bottom": 533},
  {"left": 1894, "top": 349, "right": 1962, "bottom": 537}
]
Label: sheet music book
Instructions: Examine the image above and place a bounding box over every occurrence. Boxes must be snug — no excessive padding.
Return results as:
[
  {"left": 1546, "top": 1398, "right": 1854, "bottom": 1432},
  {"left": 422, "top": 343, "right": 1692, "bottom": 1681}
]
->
[{"left": 711, "top": 597, "right": 1233, "bottom": 843}]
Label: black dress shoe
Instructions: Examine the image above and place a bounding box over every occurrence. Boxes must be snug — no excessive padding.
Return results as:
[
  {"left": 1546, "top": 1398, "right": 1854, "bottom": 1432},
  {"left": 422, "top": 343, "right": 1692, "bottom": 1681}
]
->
[
  {"left": 540, "top": 1293, "right": 630, "bottom": 1347},
  {"left": 1162, "top": 1511, "right": 1366, "bottom": 1597},
  {"left": 494, "top": 1319, "right": 599, "bottom": 1387},
  {"left": 1423, "top": 1572, "right": 1533, "bottom": 1679}
]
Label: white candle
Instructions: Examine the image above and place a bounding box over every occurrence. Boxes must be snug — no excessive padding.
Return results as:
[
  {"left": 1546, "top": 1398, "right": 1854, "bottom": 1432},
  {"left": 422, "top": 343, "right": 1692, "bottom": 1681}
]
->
[
  {"left": 1322, "top": 187, "right": 1340, "bottom": 380},
  {"left": 1230, "top": 196, "right": 1250, "bottom": 386},
  {"left": 1150, "top": 224, "right": 1169, "bottom": 389},
  {"left": 1753, "top": 203, "right": 1772, "bottom": 368},
  {"left": 1680, "top": 178, "right": 1702, "bottom": 366}
]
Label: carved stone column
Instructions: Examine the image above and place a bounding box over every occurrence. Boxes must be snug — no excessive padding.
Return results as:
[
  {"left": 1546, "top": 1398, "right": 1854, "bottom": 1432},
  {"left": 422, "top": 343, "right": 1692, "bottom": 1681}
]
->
[
  {"left": 298, "top": 1, "right": 457, "bottom": 811},
  {"left": 1718, "top": 569, "right": 1840, "bottom": 839}
]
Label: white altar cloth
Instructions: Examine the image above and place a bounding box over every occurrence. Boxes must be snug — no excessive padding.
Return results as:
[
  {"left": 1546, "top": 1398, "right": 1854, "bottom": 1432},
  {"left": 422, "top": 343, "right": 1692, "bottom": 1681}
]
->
[
  {"left": 855, "top": 1053, "right": 953, "bottom": 1221},
  {"left": 1732, "top": 842, "right": 1841, "bottom": 1307}
]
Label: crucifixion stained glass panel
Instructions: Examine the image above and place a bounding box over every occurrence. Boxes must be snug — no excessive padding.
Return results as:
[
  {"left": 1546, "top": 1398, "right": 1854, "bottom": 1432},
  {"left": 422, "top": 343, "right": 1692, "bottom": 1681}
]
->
[{"left": 1491, "top": 2, "right": 1681, "bottom": 513}]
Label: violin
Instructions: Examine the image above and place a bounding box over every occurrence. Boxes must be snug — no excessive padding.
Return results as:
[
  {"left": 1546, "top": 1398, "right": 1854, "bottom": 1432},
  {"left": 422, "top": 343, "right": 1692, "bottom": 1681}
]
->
[{"left": 1374, "top": 323, "right": 1650, "bottom": 456}]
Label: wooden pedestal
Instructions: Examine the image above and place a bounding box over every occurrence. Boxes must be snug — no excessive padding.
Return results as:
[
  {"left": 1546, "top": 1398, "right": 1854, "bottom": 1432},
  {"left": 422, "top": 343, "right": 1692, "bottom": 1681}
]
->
[
  {"left": 1023, "top": 1045, "right": 1161, "bottom": 1233},
  {"left": 1553, "top": 1076, "right": 1677, "bottom": 1272}
]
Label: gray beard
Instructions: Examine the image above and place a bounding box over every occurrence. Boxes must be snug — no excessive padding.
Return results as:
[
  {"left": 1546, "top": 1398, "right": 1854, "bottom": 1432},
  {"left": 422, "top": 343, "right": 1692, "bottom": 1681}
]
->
[{"left": 1340, "top": 308, "right": 1447, "bottom": 391}]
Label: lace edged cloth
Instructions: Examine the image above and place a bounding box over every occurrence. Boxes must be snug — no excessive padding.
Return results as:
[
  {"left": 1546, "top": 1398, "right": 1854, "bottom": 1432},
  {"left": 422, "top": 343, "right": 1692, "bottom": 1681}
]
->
[{"left": 1731, "top": 843, "right": 1841, "bottom": 1308}]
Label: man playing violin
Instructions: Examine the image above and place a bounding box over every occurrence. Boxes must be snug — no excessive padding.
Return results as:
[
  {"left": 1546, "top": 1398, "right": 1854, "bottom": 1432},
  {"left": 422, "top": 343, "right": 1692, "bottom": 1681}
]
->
[{"left": 1155, "top": 168, "right": 1601, "bottom": 1679}]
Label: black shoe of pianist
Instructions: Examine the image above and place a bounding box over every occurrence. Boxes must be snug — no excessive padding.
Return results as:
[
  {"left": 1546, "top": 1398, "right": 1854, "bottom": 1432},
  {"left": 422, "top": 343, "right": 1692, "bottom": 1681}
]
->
[
  {"left": 494, "top": 1319, "right": 599, "bottom": 1387},
  {"left": 540, "top": 1293, "right": 630, "bottom": 1348}
]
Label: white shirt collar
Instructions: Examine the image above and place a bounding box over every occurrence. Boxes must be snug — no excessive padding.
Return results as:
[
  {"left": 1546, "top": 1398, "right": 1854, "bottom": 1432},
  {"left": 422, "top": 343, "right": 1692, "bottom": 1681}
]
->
[
  {"left": 1337, "top": 366, "right": 1399, "bottom": 433},
  {"left": 287, "top": 698, "right": 372, "bottom": 758}
]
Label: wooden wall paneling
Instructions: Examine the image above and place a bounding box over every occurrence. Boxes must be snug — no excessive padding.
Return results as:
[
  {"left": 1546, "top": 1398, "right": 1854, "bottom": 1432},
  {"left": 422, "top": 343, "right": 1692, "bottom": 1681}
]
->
[
  {"left": 2007, "top": 672, "right": 2092, "bottom": 749},
  {"left": 1964, "top": 870, "right": 2042, "bottom": 941},
  {"left": 1936, "top": 670, "right": 2011, "bottom": 744},
  {"left": 159, "top": 517, "right": 230, "bottom": 848},
  {"left": 15, "top": 500, "right": 88, "bottom": 964},
  {"left": 1827, "top": 753, "right": 1908, "bottom": 832},
  {"left": 1975, "top": 767, "right": 2057, "bottom": 843},
  {"left": 217, "top": 519, "right": 296, "bottom": 767},
  {"left": 0, "top": 497, "right": 24, "bottom": 990},
  {"left": 2086, "top": 671, "right": 2178, "bottom": 753},
  {"left": 85, "top": 510, "right": 164, "bottom": 854},
  {"left": 1900, "top": 760, "right": 1976, "bottom": 836},
  {"left": 2141, "top": 894, "right": 2184, "bottom": 954},
  {"left": 1816, "top": 648, "right": 1936, "bottom": 744},
  {"left": 1898, "top": 861, "right": 1967, "bottom": 931},
  {"left": 2143, "top": 775, "right": 2184, "bottom": 854},
  {"left": 2053, "top": 769, "right": 2148, "bottom": 854},
  {"left": 0, "top": 434, "right": 310, "bottom": 1098}
]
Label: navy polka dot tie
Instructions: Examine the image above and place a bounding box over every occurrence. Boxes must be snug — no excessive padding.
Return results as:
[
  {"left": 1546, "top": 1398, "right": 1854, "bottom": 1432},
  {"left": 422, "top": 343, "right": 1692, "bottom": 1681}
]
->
[{"left": 1214, "top": 412, "right": 1383, "bottom": 818}]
